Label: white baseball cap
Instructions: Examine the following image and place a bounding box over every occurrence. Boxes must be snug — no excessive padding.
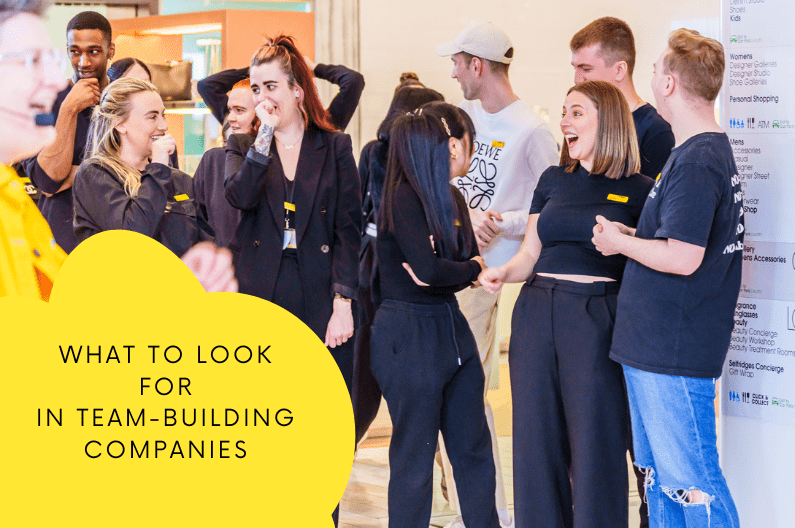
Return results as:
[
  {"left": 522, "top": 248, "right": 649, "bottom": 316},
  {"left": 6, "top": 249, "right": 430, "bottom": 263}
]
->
[{"left": 435, "top": 22, "right": 514, "bottom": 64}]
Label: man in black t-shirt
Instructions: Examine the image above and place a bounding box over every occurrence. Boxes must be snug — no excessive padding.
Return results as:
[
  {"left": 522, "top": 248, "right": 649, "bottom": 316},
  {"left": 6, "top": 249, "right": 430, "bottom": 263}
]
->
[
  {"left": 571, "top": 17, "right": 674, "bottom": 180},
  {"left": 592, "top": 30, "right": 741, "bottom": 528},
  {"left": 22, "top": 11, "right": 115, "bottom": 253}
]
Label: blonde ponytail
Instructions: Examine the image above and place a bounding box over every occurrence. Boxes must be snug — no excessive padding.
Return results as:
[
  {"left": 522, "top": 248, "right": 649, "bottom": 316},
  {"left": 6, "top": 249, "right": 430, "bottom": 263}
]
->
[{"left": 85, "top": 78, "right": 160, "bottom": 197}]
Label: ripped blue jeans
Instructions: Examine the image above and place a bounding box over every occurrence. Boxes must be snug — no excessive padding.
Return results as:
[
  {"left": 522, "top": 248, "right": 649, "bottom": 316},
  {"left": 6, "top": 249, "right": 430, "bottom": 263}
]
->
[{"left": 623, "top": 366, "right": 740, "bottom": 528}]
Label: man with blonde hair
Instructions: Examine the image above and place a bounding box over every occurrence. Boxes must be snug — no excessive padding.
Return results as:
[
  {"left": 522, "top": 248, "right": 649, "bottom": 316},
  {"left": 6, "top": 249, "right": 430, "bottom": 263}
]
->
[
  {"left": 593, "top": 29, "right": 742, "bottom": 528},
  {"left": 571, "top": 17, "right": 674, "bottom": 180}
]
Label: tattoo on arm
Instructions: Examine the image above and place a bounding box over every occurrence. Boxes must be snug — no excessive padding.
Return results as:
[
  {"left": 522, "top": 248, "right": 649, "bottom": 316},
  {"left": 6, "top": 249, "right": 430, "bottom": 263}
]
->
[{"left": 254, "top": 123, "right": 274, "bottom": 155}]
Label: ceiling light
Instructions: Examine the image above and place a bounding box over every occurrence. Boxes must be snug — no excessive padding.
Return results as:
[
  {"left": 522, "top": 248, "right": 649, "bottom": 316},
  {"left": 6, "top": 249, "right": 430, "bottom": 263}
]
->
[{"left": 139, "top": 24, "right": 222, "bottom": 36}]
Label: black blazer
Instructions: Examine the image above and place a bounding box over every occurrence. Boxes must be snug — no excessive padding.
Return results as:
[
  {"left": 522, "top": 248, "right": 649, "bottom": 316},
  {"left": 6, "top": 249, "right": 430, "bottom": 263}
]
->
[{"left": 224, "top": 127, "right": 362, "bottom": 339}]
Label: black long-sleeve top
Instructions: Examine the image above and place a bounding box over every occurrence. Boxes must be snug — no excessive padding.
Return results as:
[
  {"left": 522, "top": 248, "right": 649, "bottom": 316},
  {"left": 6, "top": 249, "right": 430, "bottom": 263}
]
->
[
  {"left": 378, "top": 182, "right": 480, "bottom": 304},
  {"left": 73, "top": 161, "right": 208, "bottom": 257},
  {"left": 196, "top": 63, "right": 365, "bottom": 131},
  {"left": 193, "top": 146, "right": 240, "bottom": 248}
]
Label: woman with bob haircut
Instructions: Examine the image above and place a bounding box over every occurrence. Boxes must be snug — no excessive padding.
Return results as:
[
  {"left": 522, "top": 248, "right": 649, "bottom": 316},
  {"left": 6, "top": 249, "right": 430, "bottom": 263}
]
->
[
  {"left": 372, "top": 101, "right": 500, "bottom": 528},
  {"left": 73, "top": 78, "right": 210, "bottom": 257},
  {"left": 480, "top": 80, "right": 654, "bottom": 528},
  {"left": 224, "top": 35, "right": 360, "bottom": 385}
]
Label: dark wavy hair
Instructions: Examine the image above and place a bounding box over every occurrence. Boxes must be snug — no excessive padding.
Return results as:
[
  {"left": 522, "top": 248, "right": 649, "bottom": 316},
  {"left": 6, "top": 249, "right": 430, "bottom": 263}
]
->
[
  {"left": 377, "top": 83, "right": 444, "bottom": 142},
  {"left": 366, "top": 80, "right": 444, "bottom": 216},
  {"left": 107, "top": 57, "right": 151, "bottom": 82},
  {"left": 250, "top": 35, "right": 335, "bottom": 132},
  {"left": 382, "top": 102, "right": 476, "bottom": 261}
]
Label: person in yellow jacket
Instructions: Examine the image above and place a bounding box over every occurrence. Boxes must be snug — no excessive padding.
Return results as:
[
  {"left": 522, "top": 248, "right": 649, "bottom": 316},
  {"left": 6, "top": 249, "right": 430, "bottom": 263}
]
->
[
  {"left": 0, "top": 0, "right": 237, "bottom": 300},
  {"left": 0, "top": 165, "right": 65, "bottom": 300},
  {"left": 0, "top": 0, "right": 68, "bottom": 301}
]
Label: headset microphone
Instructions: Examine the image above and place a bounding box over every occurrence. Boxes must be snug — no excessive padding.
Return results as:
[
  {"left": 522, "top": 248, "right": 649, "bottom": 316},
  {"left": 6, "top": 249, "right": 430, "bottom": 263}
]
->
[
  {"left": 0, "top": 106, "right": 57, "bottom": 126},
  {"left": 35, "top": 113, "right": 56, "bottom": 126}
]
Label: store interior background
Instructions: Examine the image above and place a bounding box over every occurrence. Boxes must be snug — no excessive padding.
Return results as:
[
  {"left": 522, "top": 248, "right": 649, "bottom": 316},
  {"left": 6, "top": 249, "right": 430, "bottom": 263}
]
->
[
  {"left": 43, "top": 0, "right": 719, "bottom": 349},
  {"left": 40, "top": 1, "right": 741, "bottom": 526}
]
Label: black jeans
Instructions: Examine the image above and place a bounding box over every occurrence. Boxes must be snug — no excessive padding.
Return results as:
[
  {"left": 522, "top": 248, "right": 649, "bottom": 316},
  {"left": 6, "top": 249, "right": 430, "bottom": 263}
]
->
[
  {"left": 510, "top": 275, "right": 629, "bottom": 528},
  {"left": 371, "top": 299, "right": 500, "bottom": 528}
]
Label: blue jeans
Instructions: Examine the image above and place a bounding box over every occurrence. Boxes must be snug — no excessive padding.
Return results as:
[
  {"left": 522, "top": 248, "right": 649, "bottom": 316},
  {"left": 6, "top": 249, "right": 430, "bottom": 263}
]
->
[{"left": 623, "top": 366, "right": 740, "bottom": 528}]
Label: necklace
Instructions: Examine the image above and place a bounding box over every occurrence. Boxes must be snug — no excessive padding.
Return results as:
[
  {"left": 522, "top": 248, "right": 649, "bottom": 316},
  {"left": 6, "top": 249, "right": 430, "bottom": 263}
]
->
[{"left": 276, "top": 133, "right": 303, "bottom": 150}]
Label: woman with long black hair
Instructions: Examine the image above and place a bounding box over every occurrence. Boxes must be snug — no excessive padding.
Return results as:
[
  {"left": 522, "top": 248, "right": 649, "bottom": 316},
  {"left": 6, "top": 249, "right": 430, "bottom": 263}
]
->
[
  {"left": 371, "top": 101, "right": 499, "bottom": 528},
  {"left": 353, "top": 74, "right": 443, "bottom": 445}
]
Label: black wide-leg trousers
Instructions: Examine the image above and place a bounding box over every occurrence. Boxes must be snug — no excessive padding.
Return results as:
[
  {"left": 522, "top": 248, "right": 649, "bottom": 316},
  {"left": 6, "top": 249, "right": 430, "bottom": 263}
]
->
[{"left": 510, "top": 275, "right": 628, "bottom": 528}]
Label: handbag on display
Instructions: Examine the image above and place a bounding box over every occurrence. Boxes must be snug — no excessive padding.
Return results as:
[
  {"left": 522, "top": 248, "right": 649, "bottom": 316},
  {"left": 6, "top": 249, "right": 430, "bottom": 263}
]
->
[{"left": 146, "top": 60, "right": 193, "bottom": 101}]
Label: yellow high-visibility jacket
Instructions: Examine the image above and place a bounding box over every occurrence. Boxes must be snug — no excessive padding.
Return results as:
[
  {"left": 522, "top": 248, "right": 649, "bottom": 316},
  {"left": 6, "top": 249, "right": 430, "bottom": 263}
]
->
[{"left": 0, "top": 165, "right": 65, "bottom": 301}]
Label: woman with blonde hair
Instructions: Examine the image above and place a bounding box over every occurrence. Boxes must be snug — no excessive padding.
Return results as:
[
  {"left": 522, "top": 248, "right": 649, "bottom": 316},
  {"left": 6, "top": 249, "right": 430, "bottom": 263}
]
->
[
  {"left": 73, "top": 77, "right": 209, "bottom": 256},
  {"left": 480, "top": 80, "right": 654, "bottom": 528}
]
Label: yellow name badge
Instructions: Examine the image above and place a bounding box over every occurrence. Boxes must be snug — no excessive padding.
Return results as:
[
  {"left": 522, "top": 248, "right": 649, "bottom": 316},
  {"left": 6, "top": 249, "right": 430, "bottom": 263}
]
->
[
  {"left": 607, "top": 194, "right": 629, "bottom": 203},
  {"left": 173, "top": 194, "right": 189, "bottom": 202},
  {"left": 492, "top": 141, "right": 505, "bottom": 148},
  {"left": 284, "top": 202, "right": 296, "bottom": 212}
]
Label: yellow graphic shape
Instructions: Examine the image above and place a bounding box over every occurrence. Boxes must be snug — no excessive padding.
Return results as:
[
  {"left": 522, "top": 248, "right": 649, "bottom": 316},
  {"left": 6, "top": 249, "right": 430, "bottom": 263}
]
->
[
  {"left": 607, "top": 194, "right": 629, "bottom": 203},
  {"left": 0, "top": 231, "right": 353, "bottom": 527},
  {"left": 491, "top": 141, "right": 504, "bottom": 148}
]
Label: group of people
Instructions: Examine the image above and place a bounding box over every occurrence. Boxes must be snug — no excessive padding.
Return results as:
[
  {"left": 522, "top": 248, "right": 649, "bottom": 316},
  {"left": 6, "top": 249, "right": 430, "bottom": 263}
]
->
[{"left": 0, "top": 1, "right": 743, "bottom": 528}]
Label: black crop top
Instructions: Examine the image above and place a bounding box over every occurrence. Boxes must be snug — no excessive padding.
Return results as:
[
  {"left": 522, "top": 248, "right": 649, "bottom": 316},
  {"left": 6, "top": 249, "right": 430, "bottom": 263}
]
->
[
  {"left": 378, "top": 182, "right": 481, "bottom": 304},
  {"left": 530, "top": 164, "right": 654, "bottom": 281}
]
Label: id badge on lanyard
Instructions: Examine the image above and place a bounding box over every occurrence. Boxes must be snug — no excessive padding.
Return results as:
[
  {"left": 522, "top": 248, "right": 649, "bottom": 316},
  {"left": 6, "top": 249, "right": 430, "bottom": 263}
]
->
[{"left": 283, "top": 201, "right": 297, "bottom": 249}]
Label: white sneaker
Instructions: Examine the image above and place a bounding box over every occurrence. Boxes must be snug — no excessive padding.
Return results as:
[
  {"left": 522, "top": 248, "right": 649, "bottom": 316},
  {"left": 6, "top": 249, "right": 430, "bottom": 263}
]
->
[{"left": 443, "top": 516, "right": 466, "bottom": 528}]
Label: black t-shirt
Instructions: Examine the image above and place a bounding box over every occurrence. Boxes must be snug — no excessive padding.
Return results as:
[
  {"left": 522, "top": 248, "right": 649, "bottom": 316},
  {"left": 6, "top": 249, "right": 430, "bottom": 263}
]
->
[
  {"left": 21, "top": 84, "right": 92, "bottom": 253},
  {"left": 530, "top": 164, "right": 653, "bottom": 281},
  {"left": 377, "top": 182, "right": 480, "bottom": 304},
  {"left": 633, "top": 103, "right": 675, "bottom": 180},
  {"left": 610, "top": 132, "right": 744, "bottom": 378}
]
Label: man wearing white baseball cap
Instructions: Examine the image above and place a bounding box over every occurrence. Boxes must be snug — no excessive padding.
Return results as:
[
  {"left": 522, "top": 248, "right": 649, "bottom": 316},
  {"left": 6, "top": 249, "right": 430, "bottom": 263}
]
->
[{"left": 435, "top": 21, "right": 558, "bottom": 528}]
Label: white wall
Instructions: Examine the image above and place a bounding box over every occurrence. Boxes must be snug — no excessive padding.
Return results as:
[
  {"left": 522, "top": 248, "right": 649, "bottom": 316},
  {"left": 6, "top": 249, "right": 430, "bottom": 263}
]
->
[{"left": 359, "top": 0, "right": 720, "bottom": 147}]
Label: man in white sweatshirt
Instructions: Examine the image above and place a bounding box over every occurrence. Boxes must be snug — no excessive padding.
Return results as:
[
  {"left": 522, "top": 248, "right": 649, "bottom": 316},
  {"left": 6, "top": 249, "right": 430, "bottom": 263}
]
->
[{"left": 435, "top": 21, "right": 559, "bottom": 528}]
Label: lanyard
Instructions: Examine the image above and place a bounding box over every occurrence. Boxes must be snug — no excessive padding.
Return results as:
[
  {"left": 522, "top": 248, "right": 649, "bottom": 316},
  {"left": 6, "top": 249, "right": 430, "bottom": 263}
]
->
[{"left": 283, "top": 176, "right": 297, "bottom": 249}]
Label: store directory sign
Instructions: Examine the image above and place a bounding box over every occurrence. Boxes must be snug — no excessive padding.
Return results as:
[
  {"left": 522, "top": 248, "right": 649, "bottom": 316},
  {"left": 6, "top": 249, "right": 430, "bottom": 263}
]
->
[
  {"left": 721, "top": 1, "right": 795, "bottom": 526},
  {"left": 721, "top": 0, "right": 795, "bottom": 425}
]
